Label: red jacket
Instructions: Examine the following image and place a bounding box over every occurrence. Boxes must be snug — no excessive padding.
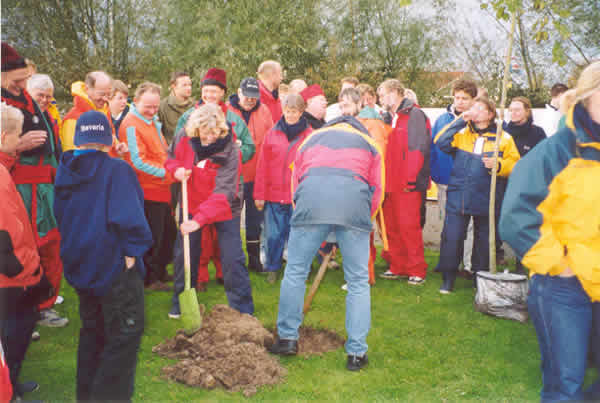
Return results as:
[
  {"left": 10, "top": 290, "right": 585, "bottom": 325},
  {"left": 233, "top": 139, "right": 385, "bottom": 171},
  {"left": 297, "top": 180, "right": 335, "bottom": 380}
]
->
[
  {"left": 254, "top": 119, "right": 312, "bottom": 204},
  {"left": 387, "top": 99, "right": 431, "bottom": 193},
  {"left": 259, "top": 80, "right": 282, "bottom": 122},
  {"left": 0, "top": 163, "right": 41, "bottom": 290},
  {"left": 227, "top": 96, "right": 274, "bottom": 183},
  {"left": 165, "top": 136, "right": 242, "bottom": 227}
]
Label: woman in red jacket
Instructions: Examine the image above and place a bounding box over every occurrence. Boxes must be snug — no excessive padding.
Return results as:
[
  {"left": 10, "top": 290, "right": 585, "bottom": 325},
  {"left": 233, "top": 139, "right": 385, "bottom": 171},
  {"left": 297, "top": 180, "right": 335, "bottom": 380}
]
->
[
  {"left": 166, "top": 104, "right": 254, "bottom": 317},
  {"left": 254, "top": 94, "right": 312, "bottom": 283}
]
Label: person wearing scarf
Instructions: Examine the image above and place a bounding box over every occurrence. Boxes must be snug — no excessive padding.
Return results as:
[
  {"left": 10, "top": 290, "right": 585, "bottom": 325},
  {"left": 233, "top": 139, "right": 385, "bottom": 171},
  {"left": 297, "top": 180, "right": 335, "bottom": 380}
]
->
[
  {"left": 253, "top": 94, "right": 312, "bottom": 284},
  {"left": 433, "top": 97, "right": 520, "bottom": 294},
  {"left": 165, "top": 104, "right": 254, "bottom": 318}
]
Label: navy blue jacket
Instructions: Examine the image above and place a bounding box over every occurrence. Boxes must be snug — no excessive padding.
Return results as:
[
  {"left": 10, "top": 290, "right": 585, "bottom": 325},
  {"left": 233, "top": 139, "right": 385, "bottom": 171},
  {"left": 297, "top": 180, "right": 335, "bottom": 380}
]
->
[
  {"left": 53, "top": 151, "right": 152, "bottom": 296},
  {"left": 503, "top": 116, "right": 546, "bottom": 157}
]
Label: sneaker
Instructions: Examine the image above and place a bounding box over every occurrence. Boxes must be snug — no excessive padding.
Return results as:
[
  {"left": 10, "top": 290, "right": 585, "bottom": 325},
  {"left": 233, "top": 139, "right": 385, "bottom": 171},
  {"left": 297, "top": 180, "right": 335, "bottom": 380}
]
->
[
  {"left": 31, "top": 331, "right": 40, "bottom": 341},
  {"left": 408, "top": 276, "right": 425, "bottom": 285},
  {"left": 341, "top": 283, "right": 348, "bottom": 291},
  {"left": 37, "top": 309, "right": 69, "bottom": 327},
  {"left": 439, "top": 274, "right": 455, "bottom": 294},
  {"left": 17, "top": 381, "right": 39, "bottom": 395},
  {"left": 168, "top": 307, "right": 181, "bottom": 319},
  {"left": 379, "top": 270, "right": 406, "bottom": 280},
  {"left": 347, "top": 353, "right": 369, "bottom": 371},
  {"left": 54, "top": 295, "right": 64, "bottom": 305}
]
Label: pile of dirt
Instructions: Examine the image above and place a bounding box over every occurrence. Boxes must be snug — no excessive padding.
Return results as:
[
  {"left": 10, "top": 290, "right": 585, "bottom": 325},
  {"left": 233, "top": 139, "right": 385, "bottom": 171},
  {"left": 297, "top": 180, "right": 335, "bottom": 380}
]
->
[{"left": 153, "top": 304, "right": 345, "bottom": 396}]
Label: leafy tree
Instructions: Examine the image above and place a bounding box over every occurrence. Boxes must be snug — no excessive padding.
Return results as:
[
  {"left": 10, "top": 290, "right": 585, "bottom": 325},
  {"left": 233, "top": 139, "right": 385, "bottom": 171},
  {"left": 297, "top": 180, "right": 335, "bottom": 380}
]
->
[
  {"left": 162, "top": 0, "right": 325, "bottom": 99},
  {"left": 2, "top": 0, "right": 167, "bottom": 101}
]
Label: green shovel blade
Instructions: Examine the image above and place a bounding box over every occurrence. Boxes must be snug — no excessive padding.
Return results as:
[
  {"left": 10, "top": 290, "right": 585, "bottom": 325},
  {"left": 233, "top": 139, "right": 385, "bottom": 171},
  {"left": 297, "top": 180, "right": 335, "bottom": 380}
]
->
[{"left": 179, "top": 288, "right": 202, "bottom": 335}]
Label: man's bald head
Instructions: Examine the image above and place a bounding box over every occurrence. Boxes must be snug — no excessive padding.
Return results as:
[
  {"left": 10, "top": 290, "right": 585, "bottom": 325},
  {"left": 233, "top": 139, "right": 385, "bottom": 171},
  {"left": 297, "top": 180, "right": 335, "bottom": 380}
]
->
[
  {"left": 257, "top": 60, "right": 282, "bottom": 91},
  {"left": 85, "top": 71, "right": 113, "bottom": 109}
]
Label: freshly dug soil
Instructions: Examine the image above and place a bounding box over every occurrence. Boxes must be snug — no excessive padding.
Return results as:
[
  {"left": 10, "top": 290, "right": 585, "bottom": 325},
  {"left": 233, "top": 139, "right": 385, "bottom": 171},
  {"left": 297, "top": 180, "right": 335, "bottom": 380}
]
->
[
  {"left": 278, "top": 326, "right": 346, "bottom": 357},
  {"left": 153, "top": 304, "right": 344, "bottom": 396}
]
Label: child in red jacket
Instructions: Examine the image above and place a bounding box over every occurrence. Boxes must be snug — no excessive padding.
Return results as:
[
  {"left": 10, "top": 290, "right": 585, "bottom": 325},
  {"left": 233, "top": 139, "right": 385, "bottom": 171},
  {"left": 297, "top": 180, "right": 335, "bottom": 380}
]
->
[{"left": 166, "top": 104, "right": 254, "bottom": 317}]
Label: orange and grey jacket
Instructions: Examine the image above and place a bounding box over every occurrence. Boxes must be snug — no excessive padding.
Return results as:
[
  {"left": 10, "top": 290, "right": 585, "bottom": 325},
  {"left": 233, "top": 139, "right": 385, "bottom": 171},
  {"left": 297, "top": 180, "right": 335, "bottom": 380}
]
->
[
  {"left": 119, "top": 105, "right": 175, "bottom": 203},
  {"left": 499, "top": 103, "right": 600, "bottom": 301}
]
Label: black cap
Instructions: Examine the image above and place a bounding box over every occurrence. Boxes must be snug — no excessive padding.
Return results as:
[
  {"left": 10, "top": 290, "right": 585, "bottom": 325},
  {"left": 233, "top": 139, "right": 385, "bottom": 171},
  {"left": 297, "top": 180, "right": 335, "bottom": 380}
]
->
[{"left": 240, "top": 77, "right": 260, "bottom": 99}]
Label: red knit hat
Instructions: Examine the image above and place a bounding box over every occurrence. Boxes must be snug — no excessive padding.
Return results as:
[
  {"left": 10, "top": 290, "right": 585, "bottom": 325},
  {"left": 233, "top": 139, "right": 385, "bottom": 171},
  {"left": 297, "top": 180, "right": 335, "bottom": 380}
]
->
[
  {"left": 202, "top": 68, "right": 227, "bottom": 91},
  {"left": 300, "top": 84, "right": 325, "bottom": 103},
  {"left": 1, "top": 42, "right": 27, "bottom": 72}
]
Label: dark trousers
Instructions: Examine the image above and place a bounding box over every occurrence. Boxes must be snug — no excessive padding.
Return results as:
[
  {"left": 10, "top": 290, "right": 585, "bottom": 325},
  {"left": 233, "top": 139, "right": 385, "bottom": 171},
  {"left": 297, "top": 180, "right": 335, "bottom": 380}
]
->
[
  {"left": 0, "top": 305, "right": 38, "bottom": 397},
  {"left": 436, "top": 212, "right": 489, "bottom": 275},
  {"left": 143, "top": 200, "right": 176, "bottom": 284},
  {"left": 243, "top": 181, "right": 264, "bottom": 241},
  {"left": 76, "top": 267, "right": 144, "bottom": 402},
  {"left": 172, "top": 215, "right": 254, "bottom": 315}
]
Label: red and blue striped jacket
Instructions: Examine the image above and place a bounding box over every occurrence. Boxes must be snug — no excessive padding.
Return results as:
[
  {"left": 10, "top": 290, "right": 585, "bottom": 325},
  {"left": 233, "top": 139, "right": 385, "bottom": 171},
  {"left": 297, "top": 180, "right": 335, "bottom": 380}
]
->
[{"left": 291, "top": 116, "right": 385, "bottom": 232}]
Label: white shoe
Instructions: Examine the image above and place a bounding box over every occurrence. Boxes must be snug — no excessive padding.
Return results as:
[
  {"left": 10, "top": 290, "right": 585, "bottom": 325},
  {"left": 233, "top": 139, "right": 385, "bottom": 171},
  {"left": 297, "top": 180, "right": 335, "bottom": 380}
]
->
[
  {"left": 341, "top": 283, "right": 348, "bottom": 291},
  {"left": 38, "top": 309, "right": 69, "bottom": 327},
  {"left": 407, "top": 276, "right": 425, "bottom": 285},
  {"left": 55, "top": 295, "right": 64, "bottom": 305}
]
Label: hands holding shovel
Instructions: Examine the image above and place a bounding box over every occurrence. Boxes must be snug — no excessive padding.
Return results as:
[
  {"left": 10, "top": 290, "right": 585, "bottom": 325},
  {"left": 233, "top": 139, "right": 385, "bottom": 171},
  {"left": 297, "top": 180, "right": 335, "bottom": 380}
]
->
[{"left": 175, "top": 168, "right": 199, "bottom": 236}]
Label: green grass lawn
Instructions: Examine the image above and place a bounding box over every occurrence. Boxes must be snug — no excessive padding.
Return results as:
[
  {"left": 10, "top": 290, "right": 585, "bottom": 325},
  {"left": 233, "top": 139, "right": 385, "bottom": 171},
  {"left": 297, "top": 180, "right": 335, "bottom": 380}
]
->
[{"left": 20, "top": 248, "right": 598, "bottom": 401}]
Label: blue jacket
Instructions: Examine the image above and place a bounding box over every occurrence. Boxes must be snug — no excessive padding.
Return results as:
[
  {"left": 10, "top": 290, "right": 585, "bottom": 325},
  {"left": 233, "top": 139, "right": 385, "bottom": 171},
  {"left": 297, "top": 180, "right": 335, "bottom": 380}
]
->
[
  {"left": 430, "top": 105, "right": 456, "bottom": 185},
  {"left": 53, "top": 151, "right": 152, "bottom": 296}
]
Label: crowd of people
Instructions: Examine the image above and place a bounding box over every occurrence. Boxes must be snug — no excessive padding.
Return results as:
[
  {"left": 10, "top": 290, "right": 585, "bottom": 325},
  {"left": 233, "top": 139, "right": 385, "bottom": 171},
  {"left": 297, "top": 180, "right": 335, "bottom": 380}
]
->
[{"left": 1, "top": 39, "right": 599, "bottom": 402}]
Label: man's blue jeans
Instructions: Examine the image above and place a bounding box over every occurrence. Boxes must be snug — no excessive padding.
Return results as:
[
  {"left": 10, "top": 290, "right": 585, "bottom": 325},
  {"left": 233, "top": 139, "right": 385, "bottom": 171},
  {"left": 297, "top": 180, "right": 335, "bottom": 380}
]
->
[
  {"left": 528, "top": 274, "right": 592, "bottom": 403},
  {"left": 277, "top": 224, "right": 371, "bottom": 356}
]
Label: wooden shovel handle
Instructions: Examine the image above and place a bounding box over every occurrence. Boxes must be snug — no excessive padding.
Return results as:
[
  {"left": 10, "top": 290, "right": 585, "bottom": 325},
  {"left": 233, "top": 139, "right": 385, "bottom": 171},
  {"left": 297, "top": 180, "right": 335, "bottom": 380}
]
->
[
  {"left": 303, "top": 246, "right": 337, "bottom": 314},
  {"left": 182, "top": 178, "right": 191, "bottom": 291}
]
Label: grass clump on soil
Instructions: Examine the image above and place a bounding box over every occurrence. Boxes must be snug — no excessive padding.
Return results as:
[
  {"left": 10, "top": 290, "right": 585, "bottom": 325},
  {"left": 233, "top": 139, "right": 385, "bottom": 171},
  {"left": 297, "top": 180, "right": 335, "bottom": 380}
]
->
[{"left": 19, "top": 247, "right": 599, "bottom": 401}]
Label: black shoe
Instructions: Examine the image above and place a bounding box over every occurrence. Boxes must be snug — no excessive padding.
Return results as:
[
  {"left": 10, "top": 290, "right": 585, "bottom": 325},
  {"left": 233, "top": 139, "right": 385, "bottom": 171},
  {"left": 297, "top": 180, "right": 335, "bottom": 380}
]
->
[
  {"left": 268, "top": 338, "right": 298, "bottom": 356},
  {"left": 246, "top": 240, "right": 264, "bottom": 272},
  {"left": 439, "top": 273, "right": 455, "bottom": 294},
  {"left": 17, "top": 380, "right": 39, "bottom": 395},
  {"left": 347, "top": 353, "right": 369, "bottom": 371}
]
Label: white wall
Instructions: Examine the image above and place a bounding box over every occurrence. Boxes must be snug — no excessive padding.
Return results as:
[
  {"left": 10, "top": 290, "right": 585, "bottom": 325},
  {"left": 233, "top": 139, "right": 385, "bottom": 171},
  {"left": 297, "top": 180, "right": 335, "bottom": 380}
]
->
[{"left": 421, "top": 107, "right": 560, "bottom": 137}]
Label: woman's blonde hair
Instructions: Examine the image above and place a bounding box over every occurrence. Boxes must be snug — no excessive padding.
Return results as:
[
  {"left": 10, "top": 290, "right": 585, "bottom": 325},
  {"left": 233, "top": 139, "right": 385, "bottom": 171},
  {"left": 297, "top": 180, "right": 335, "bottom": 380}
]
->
[
  {"left": 1, "top": 102, "right": 24, "bottom": 135},
  {"left": 564, "top": 61, "right": 600, "bottom": 111},
  {"left": 185, "top": 104, "right": 229, "bottom": 138}
]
